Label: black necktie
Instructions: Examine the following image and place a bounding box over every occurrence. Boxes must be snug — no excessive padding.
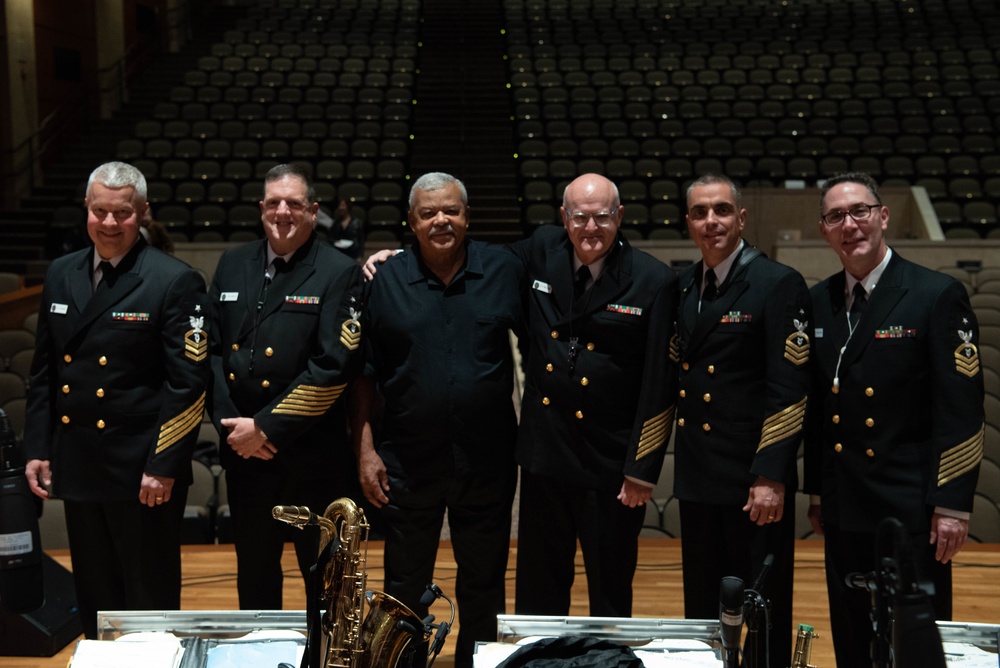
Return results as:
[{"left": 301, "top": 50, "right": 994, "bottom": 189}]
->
[
  {"left": 702, "top": 268, "right": 718, "bottom": 303},
  {"left": 96, "top": 261, "right": 117, "bottom": 292},
  {"left": 271, "top": 257, "right": 288, "bottom": 275},
  {"left": 574, "top": 265, "right": 591, "bottom": 299},
  {"left": 849, "top": 283, "right": 868, "bottom": 328}
]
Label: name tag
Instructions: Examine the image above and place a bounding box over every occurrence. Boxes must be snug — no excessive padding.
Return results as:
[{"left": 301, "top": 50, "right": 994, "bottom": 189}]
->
[
  {"left": 815, "top": 327, "right": 824, "bottom": 338},
  {"left": 220, "top": 292, "right": 239, "bottom": 302},
  {"left": 50, "top": 303, "right": 68, "bottom": 315},
  {"left": 531, "top": 280, "right": 552, "bottom": 294}
]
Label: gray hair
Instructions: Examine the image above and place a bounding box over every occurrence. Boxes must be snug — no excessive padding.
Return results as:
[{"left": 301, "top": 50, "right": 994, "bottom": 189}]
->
[
  {"left": 264, "top": 163, "right": 317, "bottom": 203},
  {"left": 409, "top": 172, "right": 469, "bottom": 207},
  {"left": 686, "top": 174, "right": 742, "bottom": 209},
  {"left": 86, "top": 161, "right": 148, "bottom": 201}
]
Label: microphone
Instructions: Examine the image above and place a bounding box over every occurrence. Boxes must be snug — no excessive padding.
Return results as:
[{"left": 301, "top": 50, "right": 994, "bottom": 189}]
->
[
  {"left": 0, "top": 408, "right": 44, "bottom": 613},
  {"left": 846, "top": 570, "right": 879, "bottom": 592},
  {"left": 719, "top": 576, "right": 744, "bottom": 668},
  {"left": 420, "top": 583, "right": 444, "bottom": 608}
]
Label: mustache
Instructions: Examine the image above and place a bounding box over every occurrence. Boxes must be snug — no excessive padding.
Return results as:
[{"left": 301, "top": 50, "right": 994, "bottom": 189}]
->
[{"left": 428, "top": 224, "right": 455, "bottom": 235}]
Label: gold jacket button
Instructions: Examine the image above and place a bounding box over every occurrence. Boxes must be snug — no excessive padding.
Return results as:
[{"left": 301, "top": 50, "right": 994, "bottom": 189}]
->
[
  {"left": 63, "top": 354, "right": 72, "bottom": 364},
  {"left": 707, "top": 365, "right": 715, "bottom": 374},
  {"left": 265, "top": 347, "right": 274, "bottom": 357},
  {"left": 96, "top": 388, "right": 105, "bottom": 398},
  {"left": 545, "top": 363, "right": 553, "bottom": 372},
  {"left": 834, "top": 443, "right": 843, "bottom": 452},
  {"left": 702, "top": 423, "right": 711, "bottom": 432},
  {"left": 542, "top": 397, "right": 551, "bottom": 405},
  {"left": 703, "top": 393, "right": 711, "bottom": 402},
  {"left": 832, "top": 414, "right": 840, "bottom": 424},
  {"left": 97, "top": 419, "right": 106, "bottom": 429},
  {"left": 678, "top": 418, "right": 686, "bottom": 427},
  {"left": 62, "top": 385, "right": 70, "bottom": 394},
  {"left": 580, "top": 377, "right": 589, "bottom": 386},
  {"left": 679, "top": 389, "right": 686, "bottom": 398},
  {"left": 61, "top": 415, "right": 70, "bottom": 424},
  {"left": 865, "top": 387, "right": 875, "bottom": 397},
  {"left": 550, "top": 330, "right": 559, "bottom": 339},
  {"left": 261, "top": 379, "right": 270, "bottom": 388},
  {"left": 586, "top": 342, "right": 595, "bottom": 351},
  {"left": 682, "top": 362, "right": 690, "bottom": 371},
  {"left": 866, "top": 448, "right": 875, "bottom": 457},
  {"left": 232, "top": 343, "right": 240, "bottom": 351},
  {"left": 228, "top": 372, "right": 235, "bottom": 381},
  {"left": 575, "top": 410, "right": 584, "bottom": 419},
  {"left": 99, "top": 356, "right": 108, "bottom": 366},
  {"left": 865, "top": 418, "right": 875, "bottom": 427}
]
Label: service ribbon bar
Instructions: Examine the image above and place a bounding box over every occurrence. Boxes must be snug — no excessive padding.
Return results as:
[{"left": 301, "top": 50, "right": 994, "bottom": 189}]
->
[
  {"left": 875, "top": 326, "right": 916, "bottom": 339},
  {"left": 111, "top": 312, "right": 150, "bottom": 322},
  {"left": 285, "top": 296, "right": 321, "bottom": 305},
  {"left": 606, "top": 304, "right": 642, "bottom": 316}
]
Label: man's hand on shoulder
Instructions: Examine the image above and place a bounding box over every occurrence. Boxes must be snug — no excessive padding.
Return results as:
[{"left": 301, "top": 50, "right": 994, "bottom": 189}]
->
[{"left": 362, "top": 249, "right": 402, "bottom": 281}]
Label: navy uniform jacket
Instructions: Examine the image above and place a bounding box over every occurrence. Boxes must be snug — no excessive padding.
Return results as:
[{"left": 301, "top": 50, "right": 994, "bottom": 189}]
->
[
  {"left": 803, "top": 252, "right": 983, "bottom": 533},
  {"left": 675, "top": 245, "right": 812, "bottom": 504},
  {"left": 208, "top": 233, "right": 362, "bottom": 477},
  {"left": 510, "top": 225, "right": 678, "bottom": 490},
  {"left": 24, "top": 238, "right": 209, "bottom": 501}
]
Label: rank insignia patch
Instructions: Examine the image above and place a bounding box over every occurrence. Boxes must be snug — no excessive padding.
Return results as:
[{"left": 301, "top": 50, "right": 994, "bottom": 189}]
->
[
  {"left": 784, "top": 318, "right": 810, "bottom": 366},
  {"left": 185, "top": 305, "right": 207, "bottom": 362},
  {"left": 955, "top": 329, "right": 979, "bottom": 378},
  {"left": 669, "top": 333, "right": 679, "bottom": 364},
  {"left": 341, "top": 306, "right": 361, "bottom": 351}
]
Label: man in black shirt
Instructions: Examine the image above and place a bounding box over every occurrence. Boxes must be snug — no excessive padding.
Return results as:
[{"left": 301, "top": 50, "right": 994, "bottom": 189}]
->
[{"left": 353, "top": 172, "right": 525, "bottom": 668}]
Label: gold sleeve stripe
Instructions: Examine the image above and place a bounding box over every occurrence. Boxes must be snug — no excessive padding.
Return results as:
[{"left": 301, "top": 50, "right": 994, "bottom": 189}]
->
[
  {"left": 938, "top": 423, "right": 984, "bottom": 486},
  {"left": 273, "top": 383, "right": 347, "bottom": 416},
  {"left": 156, "top": 392, "right": 206, "bottom": 454},
  {"left": 757, "top": 396, "right": 807, "bottom": 452},
  {"left": 636, "top": 406, "right": 675, "bottom": 460}
]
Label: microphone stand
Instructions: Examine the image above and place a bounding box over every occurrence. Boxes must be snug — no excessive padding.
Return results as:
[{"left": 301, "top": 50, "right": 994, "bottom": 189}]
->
[{"left": 743, "top": 554, "right": 774, "bottom": 668}]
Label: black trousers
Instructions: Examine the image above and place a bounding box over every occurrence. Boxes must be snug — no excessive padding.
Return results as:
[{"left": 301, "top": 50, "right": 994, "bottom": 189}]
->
[
  {"left": 225, "top": 468, "right": 338, "bottom": 610},
  {"left": 678, "top": 495, "right": 796, "bottom": 668},
  {"left": 381, "top": 463, "right": 516, "bottom": 668},
  {"left": 823, "top": 522, "right": 952, "bottom": 668},
  {"left": 514, "top": 470, "right": 646, "bottom": 618},
  {"left": 63, "top": 484, "right": 188, "bottom": 639}
]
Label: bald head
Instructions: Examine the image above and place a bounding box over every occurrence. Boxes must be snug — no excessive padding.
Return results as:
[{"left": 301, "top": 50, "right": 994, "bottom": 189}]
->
[{"left": 560, "top": 173, "right": 623, "bottom": 265}]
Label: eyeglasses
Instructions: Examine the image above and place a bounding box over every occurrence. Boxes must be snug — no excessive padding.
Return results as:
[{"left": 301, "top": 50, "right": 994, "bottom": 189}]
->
[
  {"left": 821, "top": 203, "right": 881, "bottom": 227},
  {"left": 567, "top": 209, "right": 619, "bottom": 227}
]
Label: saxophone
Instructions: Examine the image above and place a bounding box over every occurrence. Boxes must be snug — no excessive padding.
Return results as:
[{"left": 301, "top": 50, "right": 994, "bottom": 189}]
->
[
  {"left": 790, "top": 623, "right": 818, "bottom": 668},
  {"left": 274, "top": 498, "right": 426, "bottom": 668}
]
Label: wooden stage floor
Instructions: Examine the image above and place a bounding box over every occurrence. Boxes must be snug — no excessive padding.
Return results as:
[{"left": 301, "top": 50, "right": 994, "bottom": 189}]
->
[{"left": 2, "top": 539, "right": 998, "bottom": 668}]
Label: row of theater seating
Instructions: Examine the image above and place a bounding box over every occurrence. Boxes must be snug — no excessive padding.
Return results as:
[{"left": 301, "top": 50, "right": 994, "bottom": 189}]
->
[{"left": 503, "top": 0, "right": 1000, "bottom": 236}]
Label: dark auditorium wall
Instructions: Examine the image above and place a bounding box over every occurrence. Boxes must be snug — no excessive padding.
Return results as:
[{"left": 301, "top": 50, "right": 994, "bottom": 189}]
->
[{"left": 33, "top": 1, "right": 98, "bottom": 121}]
